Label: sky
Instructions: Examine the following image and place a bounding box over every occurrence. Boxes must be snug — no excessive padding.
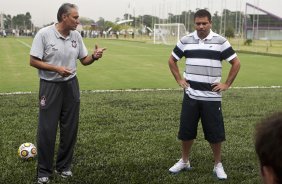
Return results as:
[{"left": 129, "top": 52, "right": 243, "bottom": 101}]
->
[{"left": 1, "top": 0, "right": 282, "bottom": 27}]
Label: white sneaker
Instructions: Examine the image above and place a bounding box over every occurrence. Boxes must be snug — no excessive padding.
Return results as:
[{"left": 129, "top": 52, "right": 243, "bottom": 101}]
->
[
  {"left": 55, "top": 170, "right": 73, "bottom": 178},
  {"left": 213, "top": 162, "right": 227, "bottom": 179},
  {"left": 169, "top": 159, "right": 192, "bottom": 174},
  {"left": 37, "top": 177, "right": 49, "bottom": 184}
]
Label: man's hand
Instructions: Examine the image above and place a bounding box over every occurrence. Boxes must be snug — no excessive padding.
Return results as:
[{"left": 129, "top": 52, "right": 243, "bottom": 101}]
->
[
  {"left": 177, "top": 79, "right": 189, "bottom": 89},
  {"left": 57, "top": 66, "right": 73, "bottom": 77},
  {"left": 92, "top": 44, "right": 106, "bottom": 60},
  {"left": 211, "top": 83, "right": 229, "bottom": 92}
]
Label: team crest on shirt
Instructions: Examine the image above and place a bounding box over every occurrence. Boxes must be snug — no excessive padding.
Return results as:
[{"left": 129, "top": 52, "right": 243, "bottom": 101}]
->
[
  {"left": 40, "top": 96, "right": 46, "bottom": 107},
  {"left": 71, "top": 40, "right": 77, "bottom": 48}
]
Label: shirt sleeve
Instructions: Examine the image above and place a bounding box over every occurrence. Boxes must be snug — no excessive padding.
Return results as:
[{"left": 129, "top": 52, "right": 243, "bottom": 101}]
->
[
  {"left": 171, "top": 39, "right": 185, "bottom": 61},
  {"left": 221, "top": 40, "right": 237, "bottom": 62},
  {"left": 30, "top": 31, "right": 44, "bottom": 60},
  {"left": 77, "top": 33, "right": 88, "bottom": 59}
]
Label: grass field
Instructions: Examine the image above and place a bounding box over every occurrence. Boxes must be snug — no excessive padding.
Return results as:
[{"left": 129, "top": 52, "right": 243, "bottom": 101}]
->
[
  {"left": 1, "top": 89, "right": 282, "bottom": 183},
  {"left": 0, "top": 37, "right": 282, "bottom": 93},
  {"left": 229, "top": 38, "right": 282, "bottom": 55},
  {"left": 0, "top": 37, "right": 282, "bottom": 183}
]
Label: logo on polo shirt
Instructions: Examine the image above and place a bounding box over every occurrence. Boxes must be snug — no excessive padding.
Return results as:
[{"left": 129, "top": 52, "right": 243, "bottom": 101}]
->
[
  {"left": 50, "top": 44, "right": 58, "bottom": 51},
  {"left": 71, "top": 40, "right": 77, "bottom": 48}
]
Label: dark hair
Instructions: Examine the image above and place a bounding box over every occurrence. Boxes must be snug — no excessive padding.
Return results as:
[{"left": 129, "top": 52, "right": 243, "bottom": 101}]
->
[
  {"left": 255, "top": 112, "right": 282, "bottom": 183},
  {"left": 194, "top": 9, "right": 211, "bottom": 22},
  {"left": 57, "top": 3, "right": 77, "bottom": 22}
]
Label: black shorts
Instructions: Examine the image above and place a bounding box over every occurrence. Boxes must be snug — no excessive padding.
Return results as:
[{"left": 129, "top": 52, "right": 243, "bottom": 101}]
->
[{"left": 178, "top": 92, "right": 225, "bottom": 143}]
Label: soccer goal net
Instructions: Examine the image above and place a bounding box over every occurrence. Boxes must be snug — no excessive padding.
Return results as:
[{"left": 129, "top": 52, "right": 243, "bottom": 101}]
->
[{"left": 153, "top": 23, "right": 187, "bottom": 45}]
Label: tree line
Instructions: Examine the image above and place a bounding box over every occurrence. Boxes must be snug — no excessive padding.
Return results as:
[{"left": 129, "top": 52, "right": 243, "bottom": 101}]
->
[
  {"left": 2, "top": 12, "right": 33, "bottom": 30},
  {"left": 1, "top": 8, "right": 244, "bottom": 37}
]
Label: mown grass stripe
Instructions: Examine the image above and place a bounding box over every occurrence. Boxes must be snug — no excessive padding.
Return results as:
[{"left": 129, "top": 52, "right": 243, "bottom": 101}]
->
[{"left": 16, "top": 39, "right": 31, "bottom": 48}]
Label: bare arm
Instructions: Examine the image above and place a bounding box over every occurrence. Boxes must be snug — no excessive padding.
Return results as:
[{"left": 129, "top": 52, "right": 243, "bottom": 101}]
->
[
  {"left": 80, "top": 44, "right": 106, "bottom": 66},
  {"left": 212, "top": 57, "right": 241, "bottom": 92},
  {"left": 29, "top": 56, "right": 73, "bottom": 77},
  {"left": 168, "top": 55, "right": 189, "bottom": 89}
]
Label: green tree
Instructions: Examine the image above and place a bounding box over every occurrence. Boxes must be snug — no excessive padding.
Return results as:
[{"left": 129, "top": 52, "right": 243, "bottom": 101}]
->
[
  {"left": 79, "top": 17, "right": 94, "bottom": 26},
  {"left": 4, "top": 14, "right": 12, "bottom": 29},
  {"left": 142, "top": 15, "right": 153, "bottom": 28},
  {"left": 96, "top": 17, "right": 105, "bottom": 30},
  {"left": 104, "top": 21, "right": 115, "bottom": 32},
  {"left": 11, "top": 12, "right": 32, "bottom": 30},
  {"left": 212, "top": 11, "right": 221, "bottom": 33},
  {"left": 225, "top": 27, "right": 235, "bottom": 38}
]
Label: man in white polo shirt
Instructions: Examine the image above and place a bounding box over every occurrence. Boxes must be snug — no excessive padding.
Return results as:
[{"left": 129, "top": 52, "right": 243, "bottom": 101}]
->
[
  {"left": 30, "top": 3, "right": 106, "bottom": 184},
  {"left": 168, "top": 9, "right": 240, "bottom": 179}
]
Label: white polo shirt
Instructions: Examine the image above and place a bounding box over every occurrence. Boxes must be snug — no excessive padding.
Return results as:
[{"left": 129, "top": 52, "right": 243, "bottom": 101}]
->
[{"left": 30, "top": 24, "right": 88, "bottom": 81}]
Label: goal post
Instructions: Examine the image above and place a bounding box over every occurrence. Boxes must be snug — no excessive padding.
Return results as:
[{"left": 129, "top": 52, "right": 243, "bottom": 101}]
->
[{"left": 153, "top": 23, "right": 187, "bottom": 45}]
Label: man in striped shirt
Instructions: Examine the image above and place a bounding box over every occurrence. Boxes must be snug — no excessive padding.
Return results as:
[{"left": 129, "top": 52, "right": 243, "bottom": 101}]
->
[{"left": 168, "top": 9, "right": 240, "bottom": 179}]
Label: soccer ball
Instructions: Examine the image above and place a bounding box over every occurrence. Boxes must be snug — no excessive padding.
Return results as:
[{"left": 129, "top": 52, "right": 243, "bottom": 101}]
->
[{"left": 18, "top": 142, "right": 37, "bottom": 161}]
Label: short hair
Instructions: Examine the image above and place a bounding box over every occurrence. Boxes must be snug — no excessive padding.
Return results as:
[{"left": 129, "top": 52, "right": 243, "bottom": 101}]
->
[
  {"left": 255, "top": 112, "right": 282, "bottom": 183},
  {"left": 194, "top": 9, "right": 211, "bottom": 22},
  {"left": 57, "top": 3, "right": 78, "bottom": 22}
]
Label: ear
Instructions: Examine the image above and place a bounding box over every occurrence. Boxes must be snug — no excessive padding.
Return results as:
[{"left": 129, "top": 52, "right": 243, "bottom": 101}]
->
[
  {"left": 261, "top": 165, "right": 276, "bottom": 184},
  {"left": 62, "top": 13, "right": 68, "bottom": 21}
]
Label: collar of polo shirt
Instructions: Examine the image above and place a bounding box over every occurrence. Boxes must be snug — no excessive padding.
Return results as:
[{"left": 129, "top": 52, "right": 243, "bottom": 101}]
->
[
  {"left": 193, "top": 29, "right": 215, "bottom": 41},
  {"left": 52, "top": 23, "right": 71, "bottom": 40}
]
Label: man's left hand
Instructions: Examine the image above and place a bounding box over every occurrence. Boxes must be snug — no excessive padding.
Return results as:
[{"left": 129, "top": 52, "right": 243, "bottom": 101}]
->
[
  {"left": 211, "top": 83, "right": 229, "bottom": 92},
  {"left": 92, "top": 44, "right": 106, "bottom": 60}
]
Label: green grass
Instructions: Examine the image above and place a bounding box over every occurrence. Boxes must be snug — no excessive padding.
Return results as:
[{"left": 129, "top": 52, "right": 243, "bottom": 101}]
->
[
  {"left": 230, "top": 38, "right": 282, "bottom": 55},
  {"left": 1, "top": 88, "right": 282, "bottom": 183},
  {"left": 1, "top": 37, "right": 282, "bottom": 183},
  {"left": 0, "top": 37, "right": 282, "bottom": 93}
]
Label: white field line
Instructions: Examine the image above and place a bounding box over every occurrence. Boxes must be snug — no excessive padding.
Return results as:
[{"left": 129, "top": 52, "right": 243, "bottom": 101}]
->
[
  {"left": 0, "top": 86, "right": 281, "bottom": 96},
  {"left": 232, "top": 86, "right": 281, "bottom": 89},
  {"left": 0, "top": 91, "right": 34, "bottom": 95},
  {"left": 16, "top": 39, "right": 31, "bottom": 48}
]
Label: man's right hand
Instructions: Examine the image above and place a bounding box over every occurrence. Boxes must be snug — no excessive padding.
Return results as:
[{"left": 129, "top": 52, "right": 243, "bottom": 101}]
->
[
  {"left": 177, "top": 79, "right": 189, "bottom": 89},
  {"left": 57, "top": 66, "right": 73, "bottom": 77}
]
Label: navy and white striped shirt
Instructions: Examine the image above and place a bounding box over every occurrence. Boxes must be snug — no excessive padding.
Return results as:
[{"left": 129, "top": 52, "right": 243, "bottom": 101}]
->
[{"left": 172, "top": 30, "right": 237, "bottom": 101}]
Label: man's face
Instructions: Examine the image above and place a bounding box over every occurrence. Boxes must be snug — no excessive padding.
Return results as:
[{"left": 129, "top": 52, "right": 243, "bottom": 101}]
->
[
  {"left": 194, "top": 16, "right": 211, "bottom": 39},
  {"left": 63, "top": 8, "right": 79, "bottom": 30}
]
